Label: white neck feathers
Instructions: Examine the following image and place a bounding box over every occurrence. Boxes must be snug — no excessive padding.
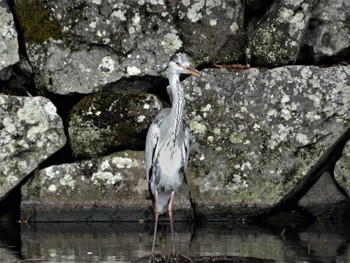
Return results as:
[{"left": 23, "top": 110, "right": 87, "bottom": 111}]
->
[{"left": 168, "top": 72, "right": 184, "bottom": 138}]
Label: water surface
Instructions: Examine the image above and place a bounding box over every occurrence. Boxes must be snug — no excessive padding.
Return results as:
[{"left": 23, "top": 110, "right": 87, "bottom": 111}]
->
[{"left": 1, "top": 220, "right": 350, "bottom": 262}]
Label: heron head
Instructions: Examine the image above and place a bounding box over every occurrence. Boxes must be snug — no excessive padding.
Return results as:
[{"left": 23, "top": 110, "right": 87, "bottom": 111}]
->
[{"left": 169, "top": 53, "right": 200, "bottom": 77}]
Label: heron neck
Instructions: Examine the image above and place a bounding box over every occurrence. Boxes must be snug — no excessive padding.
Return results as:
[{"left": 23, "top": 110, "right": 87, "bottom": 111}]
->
[{"left": 168, "top": 73, "right": 184, "bottom": 137}]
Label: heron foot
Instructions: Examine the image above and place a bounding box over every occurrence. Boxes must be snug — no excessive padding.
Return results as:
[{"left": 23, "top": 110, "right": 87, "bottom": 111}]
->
[
  {"left": 178, "top": 254, "right": 193, "bottom": 263},
  {"left": 147, "top": 252, "right": 164, "bottom": 263},
  {"left": 165, "top": 253, "right": 193, "bottom": 263}
]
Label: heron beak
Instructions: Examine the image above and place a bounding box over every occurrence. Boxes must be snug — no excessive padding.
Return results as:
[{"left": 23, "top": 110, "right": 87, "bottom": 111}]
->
[{"left": 186, "top": 67, "right": 200, "bottom": 77}]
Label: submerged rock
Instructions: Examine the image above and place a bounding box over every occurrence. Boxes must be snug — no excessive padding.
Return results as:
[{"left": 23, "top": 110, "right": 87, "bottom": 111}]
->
[
  {"left": 68, "top": 92, "right": 162, "bottom": 160},
  {"left": 21, "top": 150, "right": 192, "bottom": 221},
  {"left": 0, "top": 95, "right": 66, "bottom": 200},
  {"left": 0, "top": 1, "right": 20, "bottom": 80},
  {"left": 183, "top": 65, "right": 350, "bottom": 220}
]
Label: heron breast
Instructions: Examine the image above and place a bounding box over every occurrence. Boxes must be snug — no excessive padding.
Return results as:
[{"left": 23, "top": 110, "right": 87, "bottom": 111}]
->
[{"left": 156, "top": 159, "right": 184, "bottom": 192}]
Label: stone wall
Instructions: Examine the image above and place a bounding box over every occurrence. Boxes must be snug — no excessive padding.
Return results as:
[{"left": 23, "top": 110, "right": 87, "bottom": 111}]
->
[{"left": 1, "top": 0, "right": 350, "bottom": 223}]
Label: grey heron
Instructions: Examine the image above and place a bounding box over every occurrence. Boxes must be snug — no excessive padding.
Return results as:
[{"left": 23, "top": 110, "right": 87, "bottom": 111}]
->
[{"left": 145, "top": 53, "right": 200, "bottom": 260}]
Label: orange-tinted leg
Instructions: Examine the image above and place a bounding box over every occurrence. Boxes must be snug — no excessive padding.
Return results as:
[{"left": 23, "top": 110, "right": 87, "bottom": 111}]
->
[
  {"left": 168, "top": 191, "right": 176, "bottom": 255},
  {"left": 168, "top": 191, "right": 193, "bottom": 263},
  {"left": 151, "top": 190, "right": 159, "bottom": 261}
]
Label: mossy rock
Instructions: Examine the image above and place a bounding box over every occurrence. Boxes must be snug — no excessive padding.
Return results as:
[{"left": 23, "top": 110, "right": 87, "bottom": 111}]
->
[
  {"left": 68, "top": 92, "right": 162, "bottom": 160},
  {"left": 14, "top": 0, "right": 63, "bottom": 43}
]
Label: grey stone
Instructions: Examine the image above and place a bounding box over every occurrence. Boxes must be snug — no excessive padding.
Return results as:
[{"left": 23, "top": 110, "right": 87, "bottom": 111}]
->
[
  {"left": 170, "top": 0, "right": 245, "bottom": 64},
  {"left": 0, "top": 95, "right": 66, "bottom": 199},
  {"left": 246, "top": 0, "right": 317, "bottom": 66},
  {"left": 303, "top": 0, "right": 350, "bottom": 62},
  {"left": 335, "top": 140, "right": 350, "bottom": 197},
  {"left": 24, "top": 0, "right": 245, "bottom": 95},
  {"left": 298, "top": 171, "right": 350, "bottom": 218},
  {"left": 0, "top": 1, "right": 20, "bottom": 80},
  {"left": 68, "top": 92, "right": 162, "bottom": 160},
  {"left": 21, "top": 150, "right": 192, "bottom": 221},
  {"left": 28, "top": 41, "right": 127, "bottom": 95},
  {"left": 183, "top": 65, "right": 350, "bottom": 219}
]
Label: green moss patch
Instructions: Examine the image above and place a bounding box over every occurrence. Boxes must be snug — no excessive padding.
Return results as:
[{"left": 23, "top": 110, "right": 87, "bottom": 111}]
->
[{"left": 14, "top": 0, "right": 63, "bottom": 43}]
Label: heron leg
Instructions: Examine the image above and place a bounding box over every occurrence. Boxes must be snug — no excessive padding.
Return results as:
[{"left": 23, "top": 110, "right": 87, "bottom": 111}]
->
[
  {"left": 167, "top": 192, "right": 193, "bottom": 263},
  {"left": 151, "top": 190, "right": 159, "bottom": 261},
  {"left": 168, "top": 191, "right": 176, "bottom": 256}
]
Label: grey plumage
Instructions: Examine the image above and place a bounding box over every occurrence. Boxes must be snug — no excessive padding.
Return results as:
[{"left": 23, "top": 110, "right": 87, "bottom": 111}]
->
[{"left": 145, "top": 53, "right": 199, "bottom": 258}]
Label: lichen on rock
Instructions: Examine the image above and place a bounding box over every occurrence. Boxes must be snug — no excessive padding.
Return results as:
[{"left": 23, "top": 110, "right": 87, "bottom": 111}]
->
[
  {"left": 0, "top": 1, "right": 20, "bottom": 80},
  {"left": 21, "top": 150, "right": 192, "bottom": 221},
  {"left": 183, "top": 65, "right": 350, "bottom": 219},
  {"left": 0, "top": 95, "right": 66, "bottom": 199},
  {"left": 247, "top": 0, "right": 317, "bottom": 66},
  {"left": 22, "top": 0, "right": 246, "bottom": 94}
]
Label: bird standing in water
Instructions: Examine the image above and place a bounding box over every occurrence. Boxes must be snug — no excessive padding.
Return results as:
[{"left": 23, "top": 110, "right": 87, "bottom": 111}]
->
[{"left": 145, "top": 53, "right": 200, "bottom": 260}]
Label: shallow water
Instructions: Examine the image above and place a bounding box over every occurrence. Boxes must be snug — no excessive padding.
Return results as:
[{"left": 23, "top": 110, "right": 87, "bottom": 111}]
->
[{"left": 1, "top": 220, "right": 350, "bottom": 263}]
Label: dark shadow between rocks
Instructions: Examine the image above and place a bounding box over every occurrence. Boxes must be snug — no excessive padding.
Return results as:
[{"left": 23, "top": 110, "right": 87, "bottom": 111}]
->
[
  {"left": 38, "top": 92, "right": 85, "bottom": 167},
  {"left": 104, "top": 75, "right": 169, "bottom": 100},
  {"left": 0, "top": 183, "right": 21, "bottom": 222},
  {"left": 244, "top": 0, "right": 274, "bottom": 29}
]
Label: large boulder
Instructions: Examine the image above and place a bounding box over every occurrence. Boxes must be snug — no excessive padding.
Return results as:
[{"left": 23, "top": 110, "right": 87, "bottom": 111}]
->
[
  {"left": 0, "top": 95, "right": 66, "bottom": 200},
  {"left": 169, "top": 0, "right": 245, "bottom": 64},
  {"left": 68, "top": 92, "right": 162, "bottom": 160},
  {"left": 27, "top": 41, "right": 124, "bottom": 95},
  {"left": 246, "top": 0, "right": 350, "bottom": 65},
  {"left": 183, "top": 65, "right": 350, "bottom": 220},
  {"left": 21, "top": 150, "right": 192, "bottom": 221},
  {"left": 0, "top": 1, "right": 20, "bottom": 80},
  {"left": 246, "top": 0, "right": 317, "bottom": 66},
  {"left": 302, "top": 0, "right": 350, "bottom": 63},
  {"left": 16, "top": 0, "right": 245, "bottom": 95}
]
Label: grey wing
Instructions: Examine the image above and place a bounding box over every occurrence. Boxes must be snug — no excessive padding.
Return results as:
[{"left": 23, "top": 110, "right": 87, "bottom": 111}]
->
[
  {"left": 145, "top": 109, "right": 170, "bottom": 182},
  {"left": 145, "top": 122, "right": 159, "bottom": 183},
  {"left": 182, "top": 120, "right": 190, "bottom": 171}
]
